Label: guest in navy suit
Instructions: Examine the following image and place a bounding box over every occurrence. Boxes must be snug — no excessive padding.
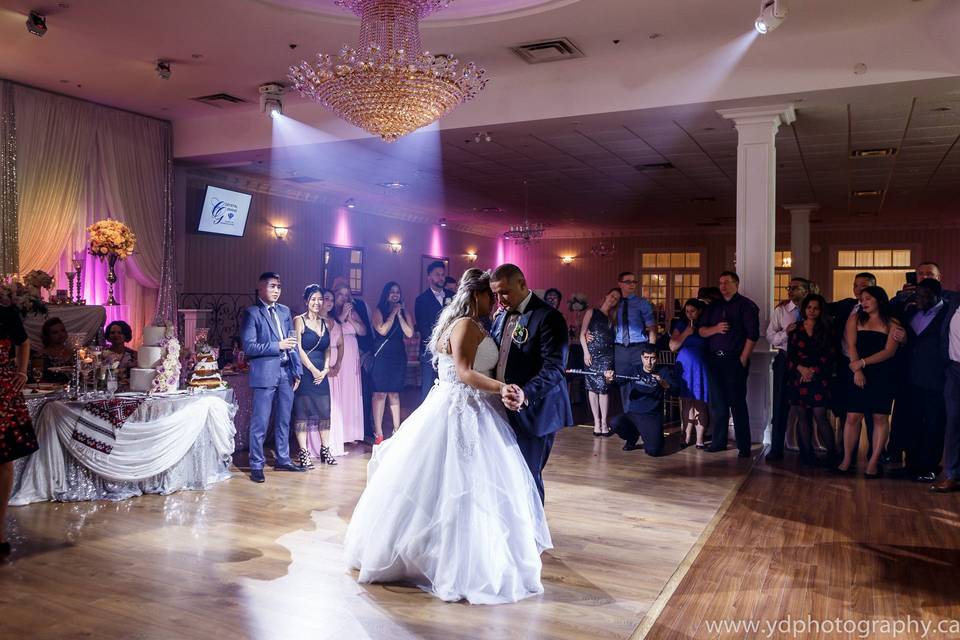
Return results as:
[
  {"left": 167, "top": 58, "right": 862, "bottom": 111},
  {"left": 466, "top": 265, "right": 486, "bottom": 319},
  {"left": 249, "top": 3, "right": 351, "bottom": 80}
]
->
[
  {"left": 933, "top": 290, "right": 960, "bottom": 493},
  {"left": 490, "top": 264, "right": 573, "bottom": 503},
  {"left": 240, "top": 272, "right": 305, "bottom": 483},
  {"left": 414, "top": 260, "right": 453, "bottom": 404}
]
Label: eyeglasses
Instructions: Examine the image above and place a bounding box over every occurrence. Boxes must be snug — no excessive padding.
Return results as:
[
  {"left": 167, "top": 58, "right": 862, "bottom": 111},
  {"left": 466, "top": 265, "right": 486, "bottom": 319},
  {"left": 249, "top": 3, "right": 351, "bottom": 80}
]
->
[
  {"left": 620, "top": 279, "right": 637, "bottom": 285},
  {"left": 785, "top": 285, "right": 806, "bottom": 291}
]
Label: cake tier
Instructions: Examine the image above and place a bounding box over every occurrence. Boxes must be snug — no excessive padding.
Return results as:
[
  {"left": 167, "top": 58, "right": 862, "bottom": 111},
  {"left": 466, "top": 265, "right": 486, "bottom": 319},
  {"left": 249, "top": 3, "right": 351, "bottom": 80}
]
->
[
  {"left": 130, "top": 367, "right": 156, "bottom": 392},
  {"left": 188, "top": 377, "right": 224, "bottom": 389},
  {"left": 138, "top": 345, "right": 163, "bottom": 369},
  {"left": 142, "top": 326, "right": 166, "bottom": 346}
]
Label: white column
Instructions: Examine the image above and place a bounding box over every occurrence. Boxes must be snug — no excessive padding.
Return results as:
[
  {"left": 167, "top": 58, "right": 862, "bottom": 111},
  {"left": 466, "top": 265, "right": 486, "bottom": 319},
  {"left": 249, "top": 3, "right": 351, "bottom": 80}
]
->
[
  {"left": 718, "top": 104, "right": 796, "bottom": 443},
  {"left": 784, "top": 203, "right": 818, "bottom": 279}
]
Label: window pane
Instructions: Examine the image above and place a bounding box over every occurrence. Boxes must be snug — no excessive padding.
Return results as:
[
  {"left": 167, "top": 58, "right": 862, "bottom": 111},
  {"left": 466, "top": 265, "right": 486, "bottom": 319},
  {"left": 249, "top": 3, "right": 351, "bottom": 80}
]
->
[
  {"left": 837, "top": 251, "right": 855, "bottom": 267},
  {"left": 351, "top": 250, "right": 362, "bottom": 264},
  {"left": 670, "top": 252, "right": 684, "bottom": 267},
  {"left": 686, "top": 253, "right": 700, "bottom": 268},
  {"left": 642, "top": 253, "right": 656, "bottom": 268},
  {"left": 656, "top": 253, "right": 670, "bottom": 268},
  {"left": 893, "top": 250, "right": 911, "bottom": 267},
  {"left": 873, "top": 250, "right": 892, "bottom": 267},
  {"left": 855, "top": 250, "right": 873, "bottom": 267}
]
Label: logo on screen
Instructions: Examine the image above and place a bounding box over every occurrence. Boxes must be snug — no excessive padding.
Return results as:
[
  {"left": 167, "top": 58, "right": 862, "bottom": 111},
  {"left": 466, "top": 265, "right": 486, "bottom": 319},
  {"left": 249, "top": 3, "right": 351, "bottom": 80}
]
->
[{"left": 210, "top": 198, "right": 238, "bottom": 226}]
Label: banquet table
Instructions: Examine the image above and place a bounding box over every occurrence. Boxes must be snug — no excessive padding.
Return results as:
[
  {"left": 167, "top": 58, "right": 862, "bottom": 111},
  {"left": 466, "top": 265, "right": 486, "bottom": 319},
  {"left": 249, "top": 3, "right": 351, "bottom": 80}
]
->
[
  {"left": 23, "top": 304, "right": 107, "bottom": 346},
  {"left": 11, "top": 390, "right": 237, "bottom": 505}
]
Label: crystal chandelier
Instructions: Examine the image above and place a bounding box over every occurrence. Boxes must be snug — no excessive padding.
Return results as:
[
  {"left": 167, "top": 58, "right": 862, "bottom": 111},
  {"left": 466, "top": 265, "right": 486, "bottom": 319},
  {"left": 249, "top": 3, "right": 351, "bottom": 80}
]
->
[
  {"left": 590, "top": 240, "right": 617, "bottom": 258},
  {"left": 503, "top": 179, "right": 544, "bottom": 246},
  {"left": 289, "top": 0, "right": 488, "bottom": 142}
]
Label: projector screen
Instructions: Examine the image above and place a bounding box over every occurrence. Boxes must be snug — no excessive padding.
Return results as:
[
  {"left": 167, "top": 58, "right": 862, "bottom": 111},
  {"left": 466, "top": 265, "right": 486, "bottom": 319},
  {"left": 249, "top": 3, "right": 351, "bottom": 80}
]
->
[{"left": 198, "top": 186, "right": 252, "bottom": 236}]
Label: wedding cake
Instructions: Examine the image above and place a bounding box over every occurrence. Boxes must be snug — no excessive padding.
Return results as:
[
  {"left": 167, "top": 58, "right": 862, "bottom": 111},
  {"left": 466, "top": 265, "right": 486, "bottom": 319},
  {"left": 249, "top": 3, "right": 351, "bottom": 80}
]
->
[
  {"left": 130, "top": 325, "right": 180, "bottom": 393},
  {"left": 188, "top": 347, "right": 226, "bottom": 390}
]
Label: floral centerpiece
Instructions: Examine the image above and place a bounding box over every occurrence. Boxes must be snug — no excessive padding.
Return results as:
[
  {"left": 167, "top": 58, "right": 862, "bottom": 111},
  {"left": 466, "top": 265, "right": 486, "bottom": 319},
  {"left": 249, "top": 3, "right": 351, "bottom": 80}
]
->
[
  {"left": 0, "top": 272, "right": 51, "bottom": 316},
  {"left": 87, "top": 219, "right": 137, "bottom": 306}
]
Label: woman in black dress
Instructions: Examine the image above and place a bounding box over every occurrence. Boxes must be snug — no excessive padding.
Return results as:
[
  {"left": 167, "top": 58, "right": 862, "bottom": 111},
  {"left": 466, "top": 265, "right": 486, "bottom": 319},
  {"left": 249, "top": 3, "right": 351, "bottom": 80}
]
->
[
  {"left": 371, "top": 281, "right": 414, "bottom": 444},
  {"left": 786, "top": 294, "right": 837, "bottom": 466},
  {"left": 294, "top": 285, "right": 343, "bottom": 468},
  {"left": 836, "top": 286, "right": 900, "bottom": 477},
  {"left": 579, "top": 288, "right": 620, "bottom": 436},
  {"left": 1, "top": 305, "right": 40, "bottom": 555}
]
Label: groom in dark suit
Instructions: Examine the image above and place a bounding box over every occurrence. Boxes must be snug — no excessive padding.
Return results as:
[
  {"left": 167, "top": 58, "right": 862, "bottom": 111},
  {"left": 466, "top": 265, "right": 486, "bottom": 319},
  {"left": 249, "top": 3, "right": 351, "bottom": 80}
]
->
[
  {"left": 240, "top": 272, "right": 304, "bottom": 483},
  {"left": 490, "top": 264, "right": 573, "bottom": 503},
  {"left": 414, "top": 260, "right": 453, "bottom": 404}
]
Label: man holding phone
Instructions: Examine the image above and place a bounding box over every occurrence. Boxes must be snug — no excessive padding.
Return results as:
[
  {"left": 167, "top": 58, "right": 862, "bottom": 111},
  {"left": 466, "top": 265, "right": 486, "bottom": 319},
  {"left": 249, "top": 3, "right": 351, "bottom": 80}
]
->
[{"left": 893, "top": 261, "right": 952, "bottom": 315}]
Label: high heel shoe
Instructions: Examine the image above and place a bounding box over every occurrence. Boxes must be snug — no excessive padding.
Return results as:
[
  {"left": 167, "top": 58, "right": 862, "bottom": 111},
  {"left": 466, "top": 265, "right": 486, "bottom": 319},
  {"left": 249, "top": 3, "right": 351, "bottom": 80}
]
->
[
  {"left": 593, "top": 429, "right": 602, "bottom": 437},
  {"left": 297, "top": 449, "right": 315, "bottom": 470},
  {"left": 864, "top": 465, "right": 884, "bottom": 480},
  {"left": 319, "top": 445, "right": 338, "bottom": 466},
  {"left": 374, "top": 434, "right": 384, "bottom": 445},
  {"left": 831, "top": 464, "right": 855, "bottom": 476}
]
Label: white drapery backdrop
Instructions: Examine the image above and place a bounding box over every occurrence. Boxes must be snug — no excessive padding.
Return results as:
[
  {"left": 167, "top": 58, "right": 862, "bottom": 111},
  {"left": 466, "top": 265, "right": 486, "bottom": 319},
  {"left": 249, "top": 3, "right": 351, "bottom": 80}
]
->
[{"left": 12, "top": 82, "right": 173, "bottom": 345}]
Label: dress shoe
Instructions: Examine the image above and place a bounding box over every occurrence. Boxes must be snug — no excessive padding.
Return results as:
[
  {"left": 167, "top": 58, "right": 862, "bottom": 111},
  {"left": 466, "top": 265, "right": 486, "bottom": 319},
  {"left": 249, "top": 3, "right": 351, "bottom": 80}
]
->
[
  {"left": 765, "top": 451, "right": 784, "bottom": 463},
  {"left": 915, "top": 472, "right": 937, "bottom": 483},
  {"left": 706, "top": 446, "right": 726, "bottom": 453},
  {"left": 250, "top": 469, "right": 265, "bottom": 483},
  {"left": 738, "top": 450, "right": 752, "bottom": 458},
  {"left": 622, "top": 442, "right": 641, "bottom": 451},
  {"left": 273, "top": 461, "right": 306, "bottom": 472},
  {"left": 931, "top": 478, "right": 960, "bottom": 493}
]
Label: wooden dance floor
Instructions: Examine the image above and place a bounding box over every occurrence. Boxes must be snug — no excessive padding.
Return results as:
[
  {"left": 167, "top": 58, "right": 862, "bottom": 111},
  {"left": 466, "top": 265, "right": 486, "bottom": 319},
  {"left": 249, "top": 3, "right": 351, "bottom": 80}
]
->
[{"left": 0, "top": 426, "right": 750, "bottom": 640}]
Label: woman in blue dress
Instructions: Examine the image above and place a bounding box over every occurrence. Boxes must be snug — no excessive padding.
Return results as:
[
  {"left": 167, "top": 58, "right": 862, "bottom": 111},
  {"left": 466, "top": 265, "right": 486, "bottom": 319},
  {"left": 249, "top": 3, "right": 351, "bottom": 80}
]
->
[
  {"left": 371, "top": 281, "right": 414, "bottom": 443},
  {"left": 669, "top": 298, "right": 710, "bottom": 448}
]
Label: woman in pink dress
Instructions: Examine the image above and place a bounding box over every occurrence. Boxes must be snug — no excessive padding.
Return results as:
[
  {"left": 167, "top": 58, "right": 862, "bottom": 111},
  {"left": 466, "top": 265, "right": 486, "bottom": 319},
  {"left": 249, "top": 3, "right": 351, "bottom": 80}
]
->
[{"left": 330, "top": 285, "right": 367, "bottom": 444}]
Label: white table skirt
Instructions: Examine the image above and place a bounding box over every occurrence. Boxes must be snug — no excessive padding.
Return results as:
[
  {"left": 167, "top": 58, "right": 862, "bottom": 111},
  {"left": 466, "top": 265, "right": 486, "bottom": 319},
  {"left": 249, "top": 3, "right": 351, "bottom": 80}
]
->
[
  {"left": 23, "top": 305, "right": 107, "bottom": 347},
  {"left": 11, "top": 394, "right": 236, "bottom": 505}
]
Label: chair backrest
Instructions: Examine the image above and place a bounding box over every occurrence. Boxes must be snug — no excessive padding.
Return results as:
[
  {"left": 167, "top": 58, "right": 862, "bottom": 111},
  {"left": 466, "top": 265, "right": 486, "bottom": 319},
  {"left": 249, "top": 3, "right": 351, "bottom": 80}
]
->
[{"left": 658, "top": 350, "right": 677, "bottom": 365}]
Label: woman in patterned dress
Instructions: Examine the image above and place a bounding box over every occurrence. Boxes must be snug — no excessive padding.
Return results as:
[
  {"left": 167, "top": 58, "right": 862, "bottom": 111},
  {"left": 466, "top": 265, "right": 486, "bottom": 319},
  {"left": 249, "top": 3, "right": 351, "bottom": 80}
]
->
[
  {"left": 1, "top": 305, "right": 40, "bottom": 555},
  {"left": 579, "top": 288, "right": 620, "bottom": 436},
  {"left": 786, "top": 294, "right": 837, "bottom": 466}
]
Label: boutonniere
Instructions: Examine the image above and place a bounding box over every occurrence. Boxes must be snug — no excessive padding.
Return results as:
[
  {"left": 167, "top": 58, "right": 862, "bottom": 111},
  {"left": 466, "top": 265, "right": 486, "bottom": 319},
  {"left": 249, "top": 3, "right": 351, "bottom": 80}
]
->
[
  {"left": 443, "top": 297, "right": 451, "bottom": 306},
  {"left": 512, "top": 314, "right": 530, "bottom": 346}
]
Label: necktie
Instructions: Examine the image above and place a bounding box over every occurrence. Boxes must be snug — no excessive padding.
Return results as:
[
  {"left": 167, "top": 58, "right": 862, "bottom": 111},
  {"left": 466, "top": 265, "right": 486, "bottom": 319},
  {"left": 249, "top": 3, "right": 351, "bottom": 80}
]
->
[
  {"left": 496, "top": 312, "right": 520, "bottom": 382},
  {"left": 621, "top": 297, "right": 631, "bottom": 346}
]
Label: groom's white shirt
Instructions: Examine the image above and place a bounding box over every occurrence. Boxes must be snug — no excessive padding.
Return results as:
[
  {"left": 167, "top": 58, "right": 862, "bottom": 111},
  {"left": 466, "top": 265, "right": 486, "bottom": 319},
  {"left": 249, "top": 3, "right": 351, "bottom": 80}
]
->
[{"left": 496, "top": 290, "right": 533, "bottom": 382}]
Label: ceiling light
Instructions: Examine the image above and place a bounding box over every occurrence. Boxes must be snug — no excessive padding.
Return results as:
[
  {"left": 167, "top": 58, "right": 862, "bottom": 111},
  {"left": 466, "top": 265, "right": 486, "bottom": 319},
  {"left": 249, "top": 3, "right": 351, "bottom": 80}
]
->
[
  {"left": 388, "top": 241, "right": 402, "bottom": 255},
  {"left": 380, "top": 181, "right": 407, "bottom": 190},
  {"left": 26, "top": 11, "right": 47, "bottom": 37},
  {"left": 273, "top": 226, "right": 289, "bottom": 240},
  {"left": 850, "top": 147, "right": 897, "bottom": 158},
  {"left": 932, "top": 106, "right": 953, "bottom": 112},
  {"left": 464, "top": 251, "right": 478, "bottom": 263},
  {"left": 755, "top": 0, "right": 787, "bottom": 34},
  {"left": 560, "top": 256, "right": 575, "bottom": 265},
  {"left": 155, "top": 60, "right": 171, "bottom": 80},
  {"left": 344, "top": 198, "right": 357, "bottom": 209},
  {"left": 259, "top": 83, "right": 284, "bottom": 117},
  {"left": 852, "top": 189, "right": 883, "bottom": 197},
  {"left": 438, "top": 218, "right": 447, "bottom": 228},
  {"left": 289, "top": 0, "right": 488, "bottom": 142}
]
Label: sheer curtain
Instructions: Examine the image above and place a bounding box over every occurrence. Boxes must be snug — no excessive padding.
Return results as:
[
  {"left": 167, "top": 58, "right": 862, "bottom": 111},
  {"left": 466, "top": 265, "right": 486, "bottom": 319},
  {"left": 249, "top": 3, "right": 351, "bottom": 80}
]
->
[{"left": 13, "top": 83, "right": 173, "bottom": 345}]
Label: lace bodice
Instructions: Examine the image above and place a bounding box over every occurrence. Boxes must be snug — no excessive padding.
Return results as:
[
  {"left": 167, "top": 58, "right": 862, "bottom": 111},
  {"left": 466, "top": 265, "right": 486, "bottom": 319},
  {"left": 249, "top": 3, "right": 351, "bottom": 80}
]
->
[{"left": 436, "top": 323, "right": 499, "bottom": 384}]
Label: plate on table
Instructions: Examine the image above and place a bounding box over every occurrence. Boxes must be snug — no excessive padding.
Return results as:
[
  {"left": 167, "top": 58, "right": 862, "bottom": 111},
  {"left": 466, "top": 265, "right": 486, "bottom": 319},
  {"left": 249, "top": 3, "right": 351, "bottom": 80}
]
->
[{"left": 22, "top": 385, "right": 61, "bottom": 397}]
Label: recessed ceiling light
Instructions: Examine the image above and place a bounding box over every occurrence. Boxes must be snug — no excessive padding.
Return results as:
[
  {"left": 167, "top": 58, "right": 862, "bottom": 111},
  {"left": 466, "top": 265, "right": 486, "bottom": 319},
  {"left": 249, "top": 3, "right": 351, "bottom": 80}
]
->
[
  {"left": 850, "top": 147, "right": 897, "bottom": 158},
  {"left": 932, "top": 106, "right": 952, "bottom": 112},
  {"left": 380, "top": 181, "right": 407, "bottom": 189},
  {"left": 852, "top": 189, "right": 883, "bottom": 197}
]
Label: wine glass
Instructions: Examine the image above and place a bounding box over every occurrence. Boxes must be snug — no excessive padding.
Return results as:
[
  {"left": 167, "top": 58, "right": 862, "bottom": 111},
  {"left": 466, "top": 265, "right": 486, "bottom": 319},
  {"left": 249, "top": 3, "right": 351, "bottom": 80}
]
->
[
  {"left": 31, "top": 364, "right": 44, "bottom": 390},
  {"left": 106, "top": 370, "right": 118, "bottom": 396}
]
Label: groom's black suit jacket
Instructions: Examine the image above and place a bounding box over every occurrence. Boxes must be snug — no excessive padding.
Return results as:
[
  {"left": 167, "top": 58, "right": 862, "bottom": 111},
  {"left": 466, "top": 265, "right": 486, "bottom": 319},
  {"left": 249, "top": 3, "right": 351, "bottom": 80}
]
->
[{"left": 492, "top": 293, "right": 573, "bottom": 438}]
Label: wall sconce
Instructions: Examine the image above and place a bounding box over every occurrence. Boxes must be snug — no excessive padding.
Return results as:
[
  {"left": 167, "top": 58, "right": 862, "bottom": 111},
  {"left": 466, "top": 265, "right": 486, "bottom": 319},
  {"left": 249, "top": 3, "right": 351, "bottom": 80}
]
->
[
  {"left": 464, "top": 251, "right": 478, "bottom": 263},
  {"left": 560, "top": 256, "right": 575, "bottom": 265},
  {"left": 388, "top": 241, "right": 402, "bottom": 255},
  {"left": 273, "top": 226, "right": 289, "bottom": 240}
]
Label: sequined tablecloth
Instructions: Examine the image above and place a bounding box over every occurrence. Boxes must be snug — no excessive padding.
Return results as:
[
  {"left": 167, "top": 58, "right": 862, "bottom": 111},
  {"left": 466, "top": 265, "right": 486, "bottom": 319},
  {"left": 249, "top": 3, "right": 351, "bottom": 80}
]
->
[
  {"left": 11, "top": 392, "right": 236, "bottom": 505},
  {"left": 226, "top": 373, "right": 253, "bottom": 452}
]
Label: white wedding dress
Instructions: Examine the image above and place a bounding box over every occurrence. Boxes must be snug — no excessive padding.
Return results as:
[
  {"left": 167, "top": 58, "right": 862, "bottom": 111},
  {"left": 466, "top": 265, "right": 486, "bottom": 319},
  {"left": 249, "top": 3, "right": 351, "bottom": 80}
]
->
[{"left": 343, "top": 325, "right": 553, "bottom": 605}]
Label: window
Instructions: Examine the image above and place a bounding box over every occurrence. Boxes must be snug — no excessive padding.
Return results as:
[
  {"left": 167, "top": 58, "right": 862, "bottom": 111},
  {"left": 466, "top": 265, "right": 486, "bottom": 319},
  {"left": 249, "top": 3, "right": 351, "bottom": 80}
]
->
[
  {"left": 323, "top": 244, "right": 364, "bottom": 294},
  {"left": 775, "top": 250, "right": 793, "bottom": 304},
  {"left": 639, "top": 251, "right": 702, "bottom": 330},
  {"left": 832, "top": 248, "right": 911, "bottom": 300}
]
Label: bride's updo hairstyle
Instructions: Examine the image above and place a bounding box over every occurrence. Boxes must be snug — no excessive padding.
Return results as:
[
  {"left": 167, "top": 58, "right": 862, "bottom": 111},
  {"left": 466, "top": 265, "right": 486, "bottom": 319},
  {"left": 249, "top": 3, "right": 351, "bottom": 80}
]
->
[{"left": 428, "top": 268, "right": 492, "bottom": 364}]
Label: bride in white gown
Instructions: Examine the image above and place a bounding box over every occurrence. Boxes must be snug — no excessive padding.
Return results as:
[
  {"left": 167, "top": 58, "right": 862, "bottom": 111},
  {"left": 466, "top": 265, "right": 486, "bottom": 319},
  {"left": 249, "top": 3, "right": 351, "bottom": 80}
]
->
[{"left": 343, "top": 268, "right": 552, "bottom": 605}]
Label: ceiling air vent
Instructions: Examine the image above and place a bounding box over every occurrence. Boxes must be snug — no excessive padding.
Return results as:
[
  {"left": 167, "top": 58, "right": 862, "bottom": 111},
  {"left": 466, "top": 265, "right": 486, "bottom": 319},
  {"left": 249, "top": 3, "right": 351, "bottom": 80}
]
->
[
  {"left": 852, "top": 189, "right": 884, "bottom": 197},
  {"left": 191, "top": 93, "right": 249, "bottom": 108},
  {"left": 510, "top": 38, "right": 584, "bottom": 64},
  {"left": 850, "top": 147, "right": 897, "bottom": 158},
  {"left": 636, "top": 162, "right": 674, "bottom": 171}
]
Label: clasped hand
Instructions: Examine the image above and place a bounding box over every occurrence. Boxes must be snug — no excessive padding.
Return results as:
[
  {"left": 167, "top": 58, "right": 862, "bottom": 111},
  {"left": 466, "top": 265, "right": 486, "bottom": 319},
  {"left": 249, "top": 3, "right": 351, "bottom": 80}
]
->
[{"left": 501, "top": 384, "right": 525, "bottom": 411}]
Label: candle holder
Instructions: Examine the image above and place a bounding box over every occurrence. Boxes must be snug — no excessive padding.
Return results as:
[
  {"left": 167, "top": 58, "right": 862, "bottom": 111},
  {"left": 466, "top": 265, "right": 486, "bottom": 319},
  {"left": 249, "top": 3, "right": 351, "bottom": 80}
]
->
[
  {"left": 65, "top": 271, "right": 75, "bottom": 303},
  {"left": 73, "top": 257, "right": 84, "bottom": 304},
  {"left": 104, "top": 253, "right": 119, "bottom": 306}
]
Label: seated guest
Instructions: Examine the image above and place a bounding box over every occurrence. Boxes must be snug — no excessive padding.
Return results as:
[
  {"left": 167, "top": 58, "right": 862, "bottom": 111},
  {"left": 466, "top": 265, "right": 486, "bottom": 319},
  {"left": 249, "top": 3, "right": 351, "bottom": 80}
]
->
[
  {"left": 32, "top": 317, "right": 74, "bottom": 383},
  {"left": 835, "top": 286, "right": 900, "bottom": 477},
  {"left": 443, "top": 276, "right": 458, "bottom": 297},
  {"left": 580, "top": 287, "right": 621, "bottom": 436},
  {"left": 544, "top": 288, "right": 563, "bottom": 310},
  {"left": 669, "top": 299, "right": 710, "bottom": 449},
  {"left": 1, "top": 304, "right": 39, "bottom": 555},
  {"left": 102, "top": 320, "right": 137, "bottom": 390},
  {"left": 786, "top": 294, "right": 837, "bottom": 466},
  {"left": 605, "top": 344, "right": 674, "bottom": 456},
  {"left": 894, "top": 279, "right": 948, "bottom": 482}
]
